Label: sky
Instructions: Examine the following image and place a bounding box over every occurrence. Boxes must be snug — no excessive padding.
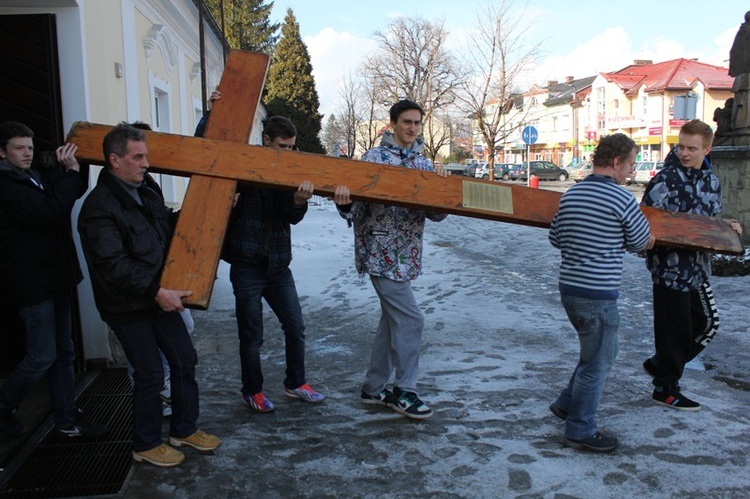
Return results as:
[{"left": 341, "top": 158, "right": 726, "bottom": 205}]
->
[{"left": 268, "top": 0, "right": 744, "bottom": 118}]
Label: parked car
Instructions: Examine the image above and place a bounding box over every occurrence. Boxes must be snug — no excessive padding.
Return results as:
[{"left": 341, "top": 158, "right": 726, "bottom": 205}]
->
[
  {"left": 634, "top": 161, "right": 664, "bottom": 186},
  {"left": 563, "top": 158, "right": 583, "bottom": 171},
  {"left": 513, "top": 161, "right": 569, "bottom": 181},
  {"left": 493, "top": 163, "right": 518, "bottom": 181},
  {"left": 508, "top": 164, "right": 526, "bottom": 180},
  {"left": 474, "top": 162, "right": 517, "bottom": 180},
  {"left": 444, "top": 163, "right": 468, "bottom": 175},
  {"left": 625, "top": 164, "right": 638, "bottom": 185},
  {"left": 464, "top": 164, "right": 480, "bottom": 178},
  {"left": 474, "top": 162, "right": 490, "bottom": 179},
  {"left": 568, "top": 161, "right": 593, "bottom": 182}
]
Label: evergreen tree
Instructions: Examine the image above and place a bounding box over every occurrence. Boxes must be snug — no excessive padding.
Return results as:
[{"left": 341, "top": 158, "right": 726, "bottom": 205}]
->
[
  {"left": 322, "top": 114, "right": 345, "bottom": 156},
  {"left": 204, "top": 0, "right": 279, "bottom": 54},
  {"left": 264, "top": 8, "right": 324, "bottom": 153}
]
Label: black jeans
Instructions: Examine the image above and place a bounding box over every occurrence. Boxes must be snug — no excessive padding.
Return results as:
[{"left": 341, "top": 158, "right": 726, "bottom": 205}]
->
[
  {"left": 112, "top": 311, "right": 199, "bottom": 452},
  {"left": 652, "top": 281, "right": 719, "bottom": 388}
]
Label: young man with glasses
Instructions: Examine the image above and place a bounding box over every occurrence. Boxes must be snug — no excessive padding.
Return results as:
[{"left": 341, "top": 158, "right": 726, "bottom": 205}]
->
[{"left": 197, "top": 94, "right": 325, "bottom": 413}]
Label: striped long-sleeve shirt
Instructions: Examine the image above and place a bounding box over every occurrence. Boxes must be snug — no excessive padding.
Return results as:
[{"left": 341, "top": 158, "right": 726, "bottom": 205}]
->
[{"left": 549, "top": 174, "right": 651, "bottom": 300}]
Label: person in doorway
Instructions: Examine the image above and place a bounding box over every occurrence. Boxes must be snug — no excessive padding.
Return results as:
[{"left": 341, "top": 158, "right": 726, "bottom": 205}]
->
[
  {"left": 0, "top": 121, "right": 108, "bottom": 439},
  {"left": 549, "top": 133, "right": 654, "bottom": 452},
  {"left": 77, "top": 123, "right": 220, "bottom": 467},
  {"left": 332, "top": 99, "right": 448, "bottom": 420},
  {"left": 641, "top": 119, "right": 743, "bottom": 411},
  {"left": 196, "top": 92, "right": 325, "bottom": 413}
]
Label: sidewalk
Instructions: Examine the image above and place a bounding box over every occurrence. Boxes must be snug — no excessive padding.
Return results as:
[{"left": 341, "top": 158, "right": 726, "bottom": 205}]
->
[{"left": 122, "top": 205, "right": 750, "bottom": 498}]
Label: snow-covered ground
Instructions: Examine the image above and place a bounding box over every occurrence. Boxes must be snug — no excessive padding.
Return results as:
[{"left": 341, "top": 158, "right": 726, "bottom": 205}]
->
[{"left": 125, "top": 200, "right": 750, "bottom": 498}]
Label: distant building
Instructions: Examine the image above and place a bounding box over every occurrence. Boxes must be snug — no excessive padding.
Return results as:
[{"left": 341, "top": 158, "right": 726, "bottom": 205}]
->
[
  {"left": 480, "top": 58, "right": 733, "bottom": 166},
  {"left": 589, "top": 58, "right": 733, "bottom": 161}
]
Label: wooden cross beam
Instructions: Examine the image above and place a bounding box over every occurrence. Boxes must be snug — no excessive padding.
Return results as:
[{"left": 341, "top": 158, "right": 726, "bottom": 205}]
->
[{"left": 67, "top": 51, "right": 744, "bottom": 310}]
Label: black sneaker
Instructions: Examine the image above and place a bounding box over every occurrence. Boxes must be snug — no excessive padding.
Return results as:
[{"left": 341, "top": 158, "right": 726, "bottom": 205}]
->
[
  {"left": 549, "top": 404, "right": 567, "bottom": 421},
  {"left": 0, "top": 410, "right": 27, "bottom": 437},
  {"left": 391, "top": 387, "right": 432, "bottom": 420},
  {"left": 642, "top": 357, "right": 657, "bottom": 378},
  {"left": 564, "top": 431, "right": 619, "bottom": 453},
  {"left": 652, "top": 390, "right": 701, "bottom": 411},
  {"left": 55, "top": 410, "right": 109, "bottom": 438},
  {"left": 361, "top": 388, "right": 394, "bottom": 407}
]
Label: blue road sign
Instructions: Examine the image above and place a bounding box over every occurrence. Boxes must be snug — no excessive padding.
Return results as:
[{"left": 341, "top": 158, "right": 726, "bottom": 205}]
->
[{"left": 522, "top": 125, "right": 538, "bottom": 145}]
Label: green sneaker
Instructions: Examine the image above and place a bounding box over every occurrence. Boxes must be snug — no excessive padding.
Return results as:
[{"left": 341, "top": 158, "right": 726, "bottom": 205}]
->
[{"left": 391, "top": 387, "right": 433, "bottom": 420}]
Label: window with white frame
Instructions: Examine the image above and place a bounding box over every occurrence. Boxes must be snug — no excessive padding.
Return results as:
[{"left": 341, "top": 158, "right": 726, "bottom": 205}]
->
[
  {"left": 147, "top": 71, "right": 175, "bottom": 203},
  {"left": 596, "top": 87, "right": 605, "bottom": 114}
]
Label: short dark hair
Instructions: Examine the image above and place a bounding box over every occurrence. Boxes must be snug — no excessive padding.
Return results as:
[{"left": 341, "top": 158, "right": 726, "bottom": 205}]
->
[
  {"left": 263, "top": 116, "right": 296, "bottom": 142},
  {"left": 593, "top": 133, "right": 637, "bottom": 168},
  {"left": 102, "top": 123, "right": 146, "bottom": 169},
  {"left": 680, "top": 119, "right": 714, "bottom": 147},
  {"left": 129, "top": 121, "right": 153, "bottom": 131},
  {"left": 389, "top": 99, "right": 424, "bottom": 123},
  {"left": 0, "top": 121, "right": 34, "bottom": 150}
]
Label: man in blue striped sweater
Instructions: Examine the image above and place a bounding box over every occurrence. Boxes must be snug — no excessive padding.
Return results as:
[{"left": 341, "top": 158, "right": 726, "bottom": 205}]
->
[{"left": 548, "top": 134, "right": 655, "bottom": 452}]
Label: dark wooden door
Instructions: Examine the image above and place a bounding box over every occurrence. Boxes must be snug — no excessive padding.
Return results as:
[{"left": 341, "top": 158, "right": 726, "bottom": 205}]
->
[{"left": 0, "top": 13, "right": 83, "bottom": 371}]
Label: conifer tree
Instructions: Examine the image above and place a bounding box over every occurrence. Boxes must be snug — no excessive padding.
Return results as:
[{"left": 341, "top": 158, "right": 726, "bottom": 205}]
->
[
  {"left": 264, "top": 8, "right": 324, "bottom": 153},
  {"left": 204, "top": 0, "right": 279, "bottom": 54}
]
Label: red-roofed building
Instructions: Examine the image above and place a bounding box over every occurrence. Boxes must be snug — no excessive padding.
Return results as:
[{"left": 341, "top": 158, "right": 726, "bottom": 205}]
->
[{"left": 586, "top": 58, "right": 733, "bottom": 161}]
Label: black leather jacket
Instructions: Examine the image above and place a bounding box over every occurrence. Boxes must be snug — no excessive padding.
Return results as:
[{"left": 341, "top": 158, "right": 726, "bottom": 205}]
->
[
  {"left": 78, "top": 168, "right": 177, "bottom": 324},
  {"left": 0, "top": 160, "right": 84, "bottom": 307}
]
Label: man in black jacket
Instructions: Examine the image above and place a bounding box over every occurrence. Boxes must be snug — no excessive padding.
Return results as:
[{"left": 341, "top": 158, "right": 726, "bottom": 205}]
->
[
  {"left": 196, "top": 94, "right": 324, "bottom": 413},
  {"left": 0, "top": 121, "right": 106, "bottom": 439},
  {"left": 77, "top": 123, "right": 220, "bottom": 467}
]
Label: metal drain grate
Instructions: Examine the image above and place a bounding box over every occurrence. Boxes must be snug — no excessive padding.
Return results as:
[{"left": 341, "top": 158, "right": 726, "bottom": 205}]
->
[{"left": 0, "top": 367, "right": 134, "bottom": 498}]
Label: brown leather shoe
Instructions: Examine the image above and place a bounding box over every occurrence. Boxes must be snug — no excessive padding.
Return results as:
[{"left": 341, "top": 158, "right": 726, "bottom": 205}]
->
[
  {"left": 169, "top": 429, "right": 221, "bottom": 452},
  {"left": 132, "top": 443, "right": 185, "bottom": 467}
]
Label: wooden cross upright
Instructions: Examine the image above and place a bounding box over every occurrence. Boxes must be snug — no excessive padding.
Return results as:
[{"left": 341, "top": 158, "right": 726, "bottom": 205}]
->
[{"left": 67, "top": 50, "right": 744, "bottom": 310}]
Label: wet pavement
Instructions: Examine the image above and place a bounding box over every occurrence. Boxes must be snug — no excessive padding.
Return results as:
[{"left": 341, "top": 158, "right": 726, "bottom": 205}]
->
[{"left": 119, "top": 197, "right": 750, "bottom": 498}]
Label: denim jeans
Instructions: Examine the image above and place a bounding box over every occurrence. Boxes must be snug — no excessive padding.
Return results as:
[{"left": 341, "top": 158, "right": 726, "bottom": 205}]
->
[
  {"left": 112, "top": 311, "right": 198, "bottom": 452},
  {"left": 553, "top": 294, "right": 619, "bottom": 440},
  {"left": 0, "top": 292, "right": 77, "bottom": 426},
  {"left": 230, "top": 262, "right": 306, "bottom": 395}
]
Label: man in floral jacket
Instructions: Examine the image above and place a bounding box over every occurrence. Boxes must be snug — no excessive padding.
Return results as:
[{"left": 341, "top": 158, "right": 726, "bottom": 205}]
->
[{"left": 334, "top": 99, "right": 448, "bottom": 419}]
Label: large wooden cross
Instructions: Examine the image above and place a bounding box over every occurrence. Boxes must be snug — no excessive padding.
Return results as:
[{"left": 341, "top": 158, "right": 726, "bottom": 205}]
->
[{"left": 67, "top": 50, "right": 744, "bottom": 310}]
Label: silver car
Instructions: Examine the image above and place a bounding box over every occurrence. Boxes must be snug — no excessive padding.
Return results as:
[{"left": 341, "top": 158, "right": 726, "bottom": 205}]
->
[
  {"left": 634, "top": 161, "right": 664, "bottom": 186},
  {"left": 568, "top": 162, "right": 593, "bottom": 182}
]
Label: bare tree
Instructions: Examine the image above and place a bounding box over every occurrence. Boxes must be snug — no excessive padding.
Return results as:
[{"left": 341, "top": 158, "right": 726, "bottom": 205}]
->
[
  {"left": 353, "top": 69, "right": 386, "bottom": 156},
  {"left": 336, "top": 73, "right": 362, "bottom": 158},
  {"left": 363, "top": 17, "right": 461, "bottom": 162},
  {"left": 457, "top": 0, "right": 540, "bottom": 174}
]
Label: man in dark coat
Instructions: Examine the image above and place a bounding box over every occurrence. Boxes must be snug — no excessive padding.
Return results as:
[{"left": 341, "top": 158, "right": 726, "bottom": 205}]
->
[
  {"left": 77, "top": 123, "right": 220, "bottom": 467},
  {"left": 0, "top": 121, "right": 106, "bottom": 438}
]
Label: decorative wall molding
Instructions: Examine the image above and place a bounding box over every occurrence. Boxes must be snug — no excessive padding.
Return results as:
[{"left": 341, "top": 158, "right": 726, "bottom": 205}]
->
[
  {"left": 143, "top": 23, "right": 178, "bottom": 74},
  {"left": 190, "top": 61, "right": 201, "bottom": 81}
]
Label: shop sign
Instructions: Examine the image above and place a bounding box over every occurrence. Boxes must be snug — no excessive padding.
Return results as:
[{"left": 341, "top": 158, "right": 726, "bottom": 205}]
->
[{"left": 606, "top": 115, "right": 647, "bottom": 128}]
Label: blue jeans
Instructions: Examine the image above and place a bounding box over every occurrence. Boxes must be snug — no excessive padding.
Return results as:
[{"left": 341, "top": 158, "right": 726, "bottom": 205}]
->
[
  {"left": 111, "top": 312, "right": 198, "bottom": 452},
  {"left": 230, "top": 262, "right": 306, "bottom": 395},
  {"left": 553, "top": 295, "right": 619, "bottom": 440},
  {"left": 0, "top": 293, "right": 77, "bottom": 426}
]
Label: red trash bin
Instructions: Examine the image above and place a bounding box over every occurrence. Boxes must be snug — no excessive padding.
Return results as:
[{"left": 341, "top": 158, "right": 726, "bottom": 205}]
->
[{"left": 529, "top": 175, "right": 539, "bottom": 188}]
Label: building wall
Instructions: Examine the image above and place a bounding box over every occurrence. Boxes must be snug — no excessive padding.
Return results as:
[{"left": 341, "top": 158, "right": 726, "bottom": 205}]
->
[{"left": 0, "top": 0, "right": 232, "bottom": 362}]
